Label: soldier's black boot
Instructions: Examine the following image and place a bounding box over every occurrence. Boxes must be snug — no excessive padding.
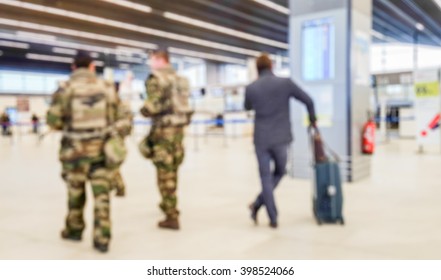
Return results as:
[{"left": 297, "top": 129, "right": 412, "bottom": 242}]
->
[
  {"left": 61, "top": 229, "right": 82, "bottom": 241},
  {"left": 93, "top": 241, "right": 109, "bottom": 253},
  {"left": 158, "top": 217, "right": 180, "bottom": 230}
]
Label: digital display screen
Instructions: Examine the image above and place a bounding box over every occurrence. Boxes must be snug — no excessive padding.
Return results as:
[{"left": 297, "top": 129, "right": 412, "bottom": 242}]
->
[{"left": 301, "top": 17, "right": 335, "bottom": 81}]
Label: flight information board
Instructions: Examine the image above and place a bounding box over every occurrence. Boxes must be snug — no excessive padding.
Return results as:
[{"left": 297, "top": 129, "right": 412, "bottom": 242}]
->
[{"left": 301, "top": 17, "right": 335, "bottom": 81}]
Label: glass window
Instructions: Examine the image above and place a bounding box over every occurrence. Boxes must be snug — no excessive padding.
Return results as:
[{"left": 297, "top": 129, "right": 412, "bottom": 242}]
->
[
  {"left": 0, "top": 70, "right": 68, "bottom": 94},
  {"left": 46, "top": 75, "right": 68, "bottom": 93},
  {"left": 180, "top": 63, "right": 207, "bottom": 88},
  {"left": 24, "top": 74, "right": 45, "bottom": 93},
  {"left": 220, "top": 64, "right": 247, "bottom": 85},
  {"left": 0, "top": 72, "right": 24, "bottom": 92}
]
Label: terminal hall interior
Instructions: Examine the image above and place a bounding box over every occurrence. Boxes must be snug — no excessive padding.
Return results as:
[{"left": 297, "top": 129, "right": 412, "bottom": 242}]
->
[{"left": 0, "top": 0, "right": 441, "bottom": 259}]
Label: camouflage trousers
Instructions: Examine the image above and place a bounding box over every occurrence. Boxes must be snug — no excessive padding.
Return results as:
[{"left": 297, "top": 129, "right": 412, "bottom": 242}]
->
[
  {"left": 110, "top": 169, "right": 126, "bottom": 196},
  {"left": 62, "top": 161, "right": 112, "bottom": 246},
  {"left": 149, "top": 126, "right": 185, "bottom": 219}
]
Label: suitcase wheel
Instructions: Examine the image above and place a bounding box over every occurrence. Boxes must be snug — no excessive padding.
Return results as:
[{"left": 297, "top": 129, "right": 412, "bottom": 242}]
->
[{"left": 339, "top": 218, "right": 345, "bottom": 226}]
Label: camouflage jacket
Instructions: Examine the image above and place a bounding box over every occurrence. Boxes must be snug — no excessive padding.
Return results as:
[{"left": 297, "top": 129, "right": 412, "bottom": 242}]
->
[
  {"left": 46, "top": 69, "right": 131, "bottom": 164},
  {"left": 47, "top": 69, "right": 131, "bottom": 136},
  {"left": 140, "top": 65, "right": 193, "bottom": 127}
]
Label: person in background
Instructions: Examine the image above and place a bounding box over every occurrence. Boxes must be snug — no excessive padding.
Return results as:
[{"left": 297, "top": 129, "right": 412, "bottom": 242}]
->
[
  {"left": 244, "top": 53, "right": 317, "bottom": 229},
  {"left": 31, "top": 114, "right": 39, "bottom": 134},
  {"left": 1, "top": 112, "right": 10, "bottom": 136},
  {"left": 47, "top": 51, "right": 129, "bottom": 253},
  {"left": 139, "top": 50, "right": 193, "bottom": 230}
]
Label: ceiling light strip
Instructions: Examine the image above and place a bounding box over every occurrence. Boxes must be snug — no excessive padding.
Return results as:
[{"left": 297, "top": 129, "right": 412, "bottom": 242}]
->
[
  {"left": 0, "top": 30, "right": 144, "bottom": 59},
  {"left": 163, "top": 12, "right": 288, "bottom": 49},
  {"left": 52, "top": 47, "right": 78, "bottom": 56},
  {"left": 168, "top": 47, "right": 246, "bottom": 65},
  {"left": 99, "top": 0, "right": 152, "bottom": 13},
  {"left": 116, "top": 46, "right": 147, "bottom": 54},
  {"left": 26, "top": 53, "right": 104, "bottom": 66},
  {"left": 26, "top": 53, "right": 73, "bottom": 63},
  {"left": 0, "top": 39, "right": 29, "bottom": 49},
  {"left": 116, "top": 55, "right": 144, "bottom": 64},
  {"left": 0, "top": 30, "right": 247, "bottom": 66},
  {"left": 0, "top": 18, "right": 156, "bottom": 51},
  {"left": 252, "top": 0, "right": 290, "bottom": 15},
  {"left": 0, "top": 0, "right": 261, "bottom": 56},
  {"left": 1, "top": 33, "right": 149, "bottom": 66},
  {"left": 17, "top": 31, "right": 56, "bottom": 41},
  {"left": 100, "top": 0, "right": 288, "bottom": 49}
]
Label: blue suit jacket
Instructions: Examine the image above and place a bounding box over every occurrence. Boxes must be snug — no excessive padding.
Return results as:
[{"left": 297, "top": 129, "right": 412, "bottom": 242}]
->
[{"left": 245, "top": 70, "right": 316, "bottom": 147}]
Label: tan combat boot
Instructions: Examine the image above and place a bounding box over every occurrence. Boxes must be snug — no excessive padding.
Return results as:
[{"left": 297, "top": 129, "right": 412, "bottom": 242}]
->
[
  {"left": 116, "top": 188, "right": 125, "bottom": 197},
  {"left": 158, "top": 217, "right": 180, "bottom": 230}
]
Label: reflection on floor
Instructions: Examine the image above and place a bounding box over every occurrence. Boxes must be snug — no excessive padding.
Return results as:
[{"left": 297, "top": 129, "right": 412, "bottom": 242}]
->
[{"left": 0, "top": 133, "right": 440, "bottom": 260}]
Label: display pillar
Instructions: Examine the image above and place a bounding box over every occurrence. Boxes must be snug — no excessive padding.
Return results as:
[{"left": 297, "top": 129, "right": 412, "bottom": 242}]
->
[{"left": 289, "top": 0, "right": 372, "bottom": 182}]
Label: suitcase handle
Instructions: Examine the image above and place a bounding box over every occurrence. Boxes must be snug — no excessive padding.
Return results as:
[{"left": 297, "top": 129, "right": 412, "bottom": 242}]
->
[{"left": 308, "top": 126, "right": 341, "bottom": 163}]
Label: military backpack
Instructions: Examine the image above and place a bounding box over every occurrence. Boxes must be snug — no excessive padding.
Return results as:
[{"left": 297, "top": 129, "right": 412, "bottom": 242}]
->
[{"left": 153, "top": 71, "right": 193, "bottom": 126}]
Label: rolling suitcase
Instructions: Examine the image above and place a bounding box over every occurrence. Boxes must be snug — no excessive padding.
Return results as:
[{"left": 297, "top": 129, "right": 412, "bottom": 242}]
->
[{"left": 309, "top": 127, "right": 345, "bottom": 225}]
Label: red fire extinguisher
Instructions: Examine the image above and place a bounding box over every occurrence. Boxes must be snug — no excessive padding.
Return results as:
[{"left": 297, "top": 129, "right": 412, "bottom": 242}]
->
[{"left": 362, "top": 118, "right": 376, "bottom": 155}]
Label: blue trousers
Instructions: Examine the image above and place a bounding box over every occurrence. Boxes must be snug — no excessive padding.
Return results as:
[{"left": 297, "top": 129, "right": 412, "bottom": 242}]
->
[{"left": 252, "top": 143, "right": 289, "bottom": 224}]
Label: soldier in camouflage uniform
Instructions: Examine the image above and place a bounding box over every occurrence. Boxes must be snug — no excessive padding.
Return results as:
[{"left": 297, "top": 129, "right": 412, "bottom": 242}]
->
[
  {"left": 47, "top": 52, "right": 128, "bottom": 253},
  {"left": 140, "top": 50, "right": 193, "bottom": 230}
]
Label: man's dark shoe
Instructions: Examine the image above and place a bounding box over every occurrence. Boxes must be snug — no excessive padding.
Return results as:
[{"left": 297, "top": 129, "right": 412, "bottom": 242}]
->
[
  {"left": 269, "top": 222, "right": 278, "bottom": 229},
  {"left": 249, "top": 204, "right": 258, "bottom": 225},
  {"left": 61, "top": 229, "right": 82, "bottom": 241},
  {"left": 93, "top": 241, "right": 109, "bottom": 253},
  {"left": 158, "top": 218, "right": 180, "bottom": 230}
]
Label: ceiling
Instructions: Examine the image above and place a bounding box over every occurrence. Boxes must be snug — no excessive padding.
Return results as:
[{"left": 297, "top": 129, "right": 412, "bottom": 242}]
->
[
  {"left": 373, "top": 0, "right": 441, "bottom": 45},
  {"left": 0, "top": 0, "right": 439, "bottom": 72}
]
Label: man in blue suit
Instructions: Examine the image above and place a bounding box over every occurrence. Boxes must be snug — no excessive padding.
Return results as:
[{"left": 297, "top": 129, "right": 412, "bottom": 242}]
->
[{"left": 245, "top": 54, "right": 317, "bottom": 228}]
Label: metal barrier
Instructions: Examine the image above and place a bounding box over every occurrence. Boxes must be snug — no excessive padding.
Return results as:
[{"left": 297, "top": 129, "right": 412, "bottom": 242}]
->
[
  {"left": 374, "top": 116, "right": 416, "bottom": 122},
  {"left": 1, "top": 118, "right": 255, "bottom": 152},
  {"left": 2, "top": 115, "right": 420, "bottom": 150},
  {"left": 133, "top": 117, "right": 254, "bottom": 151}
]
